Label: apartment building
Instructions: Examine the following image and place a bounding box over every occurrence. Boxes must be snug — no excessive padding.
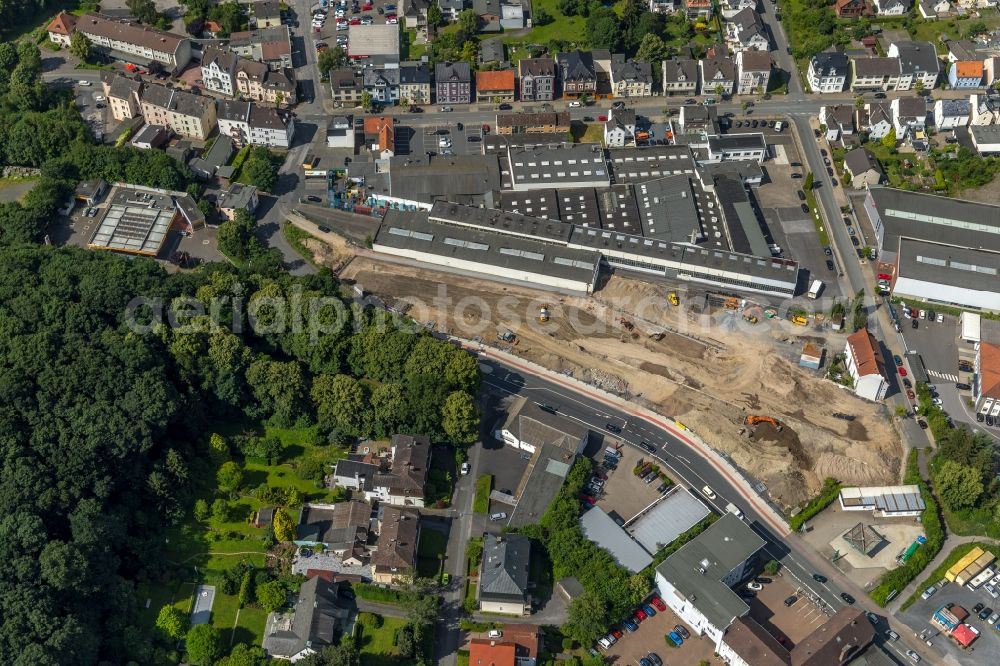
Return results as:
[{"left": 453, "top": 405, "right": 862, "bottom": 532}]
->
[
  {"left": 217, "top": 99, "right": 295, "bottom": 149},
  {"left": 139, "top": 83, "right": 217, "bottom": 140},
  {"left": 76, "top": 13, "right": 192, "bottom": 72},
  {"left": 519, "top": 57, "right": 557, "bottom": 101}
]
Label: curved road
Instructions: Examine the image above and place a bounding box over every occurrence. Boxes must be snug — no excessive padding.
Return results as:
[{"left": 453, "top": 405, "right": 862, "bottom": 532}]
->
[{"left": 472, "top": 346, "right": 936, "bottom": 665}]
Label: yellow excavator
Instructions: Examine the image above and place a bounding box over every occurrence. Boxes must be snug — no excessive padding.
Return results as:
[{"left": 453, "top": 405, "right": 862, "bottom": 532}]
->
[
  {"left": 538, "top": 306, "right": 550, "bottom": 322},
  {"left": 668, "top": 292, "right": 679, "bottom": 306}
]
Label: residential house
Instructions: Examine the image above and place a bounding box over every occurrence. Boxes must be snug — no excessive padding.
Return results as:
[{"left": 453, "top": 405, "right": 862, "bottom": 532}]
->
[
  {"left": 468, "top": 626, "right": 541, "bottom": 666},
  {"left": 399, "top": 62, "right": 432, "bottom": 105},
  {"left": 294, "top": 501, "right": 371, "bottom": 564},
  {"left": 662, "top": 58, "right": 699, "bottom": 95},
  {"left": 439, "top": 0, "right": 466, "bottom": 21},
  {"left": 850, "top": 57, "right": 903, "bottom": 92},
  {"left": 201, "top": 47, "right": 239, "bottom": 97},
  {"left": 610, "top": 58, "right": 654, "bottom": 98},
  {"left": 919, "top": 0, "right": 953, "bottom": 17},
  {"left": 604, "top": 107, "right": 637, "bottom": 147},
  {"left": 807, "top": 50, "right": 849, "bottom": 93},
  {"left": 131, "top": 124, "right": 168, "bottom": 150},
  {"left": 887, "top": 41, "right": 941, "bottom": 90},
  {"left": 970, "top": 92, "right": 1000, "bottom": 125},
  {"left": 650, "top": 0, "right": 681, "bottom": 12},
  {"left": 496, "top": 111, "right": 570, "bottom": 135},
  {"left": 363, "top": 116, "right": 395, "bottom": 158},
  {"left": 558, "top": 50, "right": 597, "bottom": 98},
  {"left": 229, "top": 26, "right": 293, "bottom": 70},
  {"left": 834, "top": 0, "right": 870, "bottom": 17},
  {"left": 934, "top": 98, "right": 970, "bottom": 129},
  {"left": 700, "top": 56, "right": 737, "bottom": 97},
  {"left": 330, "top": 67, "right": 364, "bottom": 106},
  {"left": 478, "top": 534, "right": 532, "bottom": 614},
  {"left": 473, "top": 0, "right": 502, "bottom": 32},
  {"left": 820, "top": 104, "right": 855, "bottom": 141},
  {"left": 684, "top": 0, "right": 713, "bottom": 17},
  {"left": 973, "top": 341, "right": 1000, "bottom": 412},
  {"left": 949, "top": 60, "right": 984, "bottom": 88},
  {"left": 479, "top": 38, "right": 506, "bottom": 67},
  {"left": 519, "top": 57, "right": 558, "bottom": 101},
  {"left": 371, "top": 506, "right": 420, "bottom": 585},
  {"left": 873, "top": 0, "right": 910, "bottom": 14},
  {"left": 253, "top": 0, "right": 282, "bottom": 28},
  {"left": 363, "top": 67, "right": 401, "bottom": 105},
  {"left": 46, "top": 11, "right": 77, "bottom": 47},
  {"left": 843, "top": 148, "right": 885, "bottom": 188},
  {"left": 946, "top": 39, "right": 980, "bottom": 63},
  {"left": 235, "top": 60, "right": 296, "bottom": 105},
  {"left": 331, "top": 433, "right": 429, "bottom": 505},
  {"left": 719, "top": 0, "right": 757, "bottom": 18},
  {"left": 403, "top": 0, "right": 431, "bottom": 28},
  {"left": 139, "top": 84, "right": 217, "bottom": 140},
  {"left": 727, "top": 8, "right": 770, "bottom": 52},
  {"left": 735, "top": 50, "right": 771, "bottom": 96},
  {"left": 217, "top": 99, "right": 296, "bottom": 149},
  {"left": 435, "top": 61, "right": 472, "bottom": 104},
  {"left": 476, "top": 69, "right": 517, "bottom": 103},
  {"left": 104, "top": 74, "right": 144, "bottom": 121},
  {"left": 891, "top": 96, "right": 927, "bottom": 136},
  {"left": 845, "top": 328, "right": 889, "bottom": 402},
  {"left": 970, "top": 124, "right": 1000, "bottom": 154},
  {"left": 985, "top": 57, "right": 1000, "bottom": 87},
  {"left": 858, "top": 102, "right": 893, "bottom": 140},
  {"left": 262, "top": 577, "right": 352, "bottom": 662},
  {"left": 188, "top": 135, "right": 235, "bottom": 181},
  {"left": 76, "top": 13, "right": 192, "bottom": 73},
  {"left": 216, "top": 183, "right": 259, "bottom": 219},
  {"left": 500, "top": 2, "right": 525, "bottom": 29}
]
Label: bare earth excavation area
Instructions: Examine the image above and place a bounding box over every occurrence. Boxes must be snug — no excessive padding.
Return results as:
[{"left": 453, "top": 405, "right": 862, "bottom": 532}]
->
[{"left": 341, "top": 257, "right": 901, "bottom": 506}]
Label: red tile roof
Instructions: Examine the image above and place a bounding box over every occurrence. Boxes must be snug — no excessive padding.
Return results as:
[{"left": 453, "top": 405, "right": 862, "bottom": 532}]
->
[
  {"left": 847, "top": 329, "right": 885, "bottom": 378},
  {"left": 952, "top": 623, "right": 978, "bottom": 648},
  {"left": 469, "top": 639, "right": 516, "bottom": 666},
  {"left": 980, "top": 342, "right": 1000, "bottom": 399},
  {"left": 956, "top": 61, "right": 984, "bottom": 78},
  {"left": 476, "top": 69, "right": 515, "bottom": 92},
  {"left": 47, "top": 10, "right": 77, "bottom": 36}
]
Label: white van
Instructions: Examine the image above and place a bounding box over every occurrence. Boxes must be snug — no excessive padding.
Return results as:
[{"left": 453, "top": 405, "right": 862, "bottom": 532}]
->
[
  {"left": 775, "top": 121, "right": 784, "bottom": 132},
  {"left": 489, "top": 511, "right": 507, "bottom": 521},
  {"left": 726, "top": 503, "right": 744, "bottom": 519}
]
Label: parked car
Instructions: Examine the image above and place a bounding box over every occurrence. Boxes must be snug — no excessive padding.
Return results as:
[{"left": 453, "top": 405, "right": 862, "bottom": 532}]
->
[
  {"left": 784, "top": 595, "right": 797, "bottom": 607},
  {"left": 907, "top": 390, "right": 915, "bottom": 400},
  {"left": 747, "top": 581, "right": 763, "bottom": 591},
  {"left": 647, "top": 654, "right": 663, "bottom": 666},
  {"left": 489, "top": 511, "right": 507, "bottom": 521},
  {"left": 885, "top": 629, "right": 899, "bottom": 641},
  {"left": 906, "top": 649, "right": 920, "bottom": 662},
  {"left": 651, "top": 597, "right": 666, "bottom": 612},
  {"left": 917, "top": 419, "right": 928, "bottom": 429},
  {"left": 634, "top": 608, "right": 647, "bottom": 622},
  {"left": 893, "top": 355, "right": 903, "bottom": 366},
  {"left": 812, "top": 573, "right": 827, "bottom": 583},
  {"left": 826, "top": 260, "right": 835, "bottom": 271},
  {"left": 642, "top": 604, "right": 657, "bottom": 617},
  {"left": 898, "top": 367, "right": 907, "bottom": 377},
  {"left": 841, "top": 593, "right": 855, "bottom": 604},
  {"left": 460, "top": 462, "right": 470, "bottom": 475},
  {"left": 979, "top": 607, "right": 993, "bottom": 620},
  {"left": 667, "top": 631, "right": 683, "bottom": 647},
  {"left": 866, "top": 612, "right": 878, "bottom": 625},
  {"left": 318, "top": 225, "right": 331, "bottom": 233},
  {"left": 674, "top": 624, "right": 690, "bottom": 640},
  {"left": 702, "top": 485, "right": 716, "bottom": 500},
  {"left": 622, "top": 618, "right": 638, "bottom": 632},
  {"left": 956, "top": 383, "right": 971, "bottom": 391},
  {"left": 974, "top": 602, "right": 986, "bottom": 614},
  {"left": 569, "top": 101, "right": 582, "bottom": 107}
]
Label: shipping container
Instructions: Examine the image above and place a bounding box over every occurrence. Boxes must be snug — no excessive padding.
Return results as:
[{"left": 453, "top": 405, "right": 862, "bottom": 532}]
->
[{"left": 947, "top": 547, "right": 985, "bottom": 582}]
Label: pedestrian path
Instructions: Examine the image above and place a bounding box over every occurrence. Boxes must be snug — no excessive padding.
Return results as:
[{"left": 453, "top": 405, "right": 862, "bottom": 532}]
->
[{"left": 927, "top": 370, "right": 959, "bottom": 382}]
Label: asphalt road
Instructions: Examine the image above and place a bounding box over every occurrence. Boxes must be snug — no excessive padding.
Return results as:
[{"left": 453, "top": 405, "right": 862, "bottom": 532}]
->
[{"left": 472, "top": 349, "right": 937, "bottom": 665}]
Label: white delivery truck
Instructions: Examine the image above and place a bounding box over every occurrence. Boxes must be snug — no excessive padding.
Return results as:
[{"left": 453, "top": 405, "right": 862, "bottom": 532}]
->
[{"left": 807, "top": 279, "right": 824, "bottom": 299}]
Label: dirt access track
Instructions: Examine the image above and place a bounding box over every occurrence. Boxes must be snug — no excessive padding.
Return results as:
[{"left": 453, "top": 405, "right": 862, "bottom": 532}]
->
[{"left": 340, "top": 257, "right": 901, "bottom": 506}]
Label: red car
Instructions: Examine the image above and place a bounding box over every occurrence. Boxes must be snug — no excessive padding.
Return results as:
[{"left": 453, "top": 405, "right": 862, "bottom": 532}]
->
[
  {"left": 635, "top": 609, "right": 647, "bottom": 622},
  {"left": 651, "top": 596, "right": 666, "bottom": 612},
  {"left": 386, "top": 13, "right": 397, "bottom": 19},
  {"left": 611, "top": 629, "right": 623, "bottom": 640},
  {"left": 580, "top": 494, "right": 596, "bottom": 505},
  {"left": 363, "top": 0, "right": 372, "bottom": 8},
  {"left": 898, "top": 367, "right": 907, "bottom": 377},
  {"left": 349, "top": 17, "right": 361, "bottom": 24},
  {"left": 598, "top": 114, "right": 608, "bottom": 122}
]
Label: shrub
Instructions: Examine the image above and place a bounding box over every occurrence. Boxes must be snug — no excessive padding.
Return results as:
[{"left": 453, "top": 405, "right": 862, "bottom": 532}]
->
[{"left": 789, "top": 478, "right": 841, "bottom": 532}]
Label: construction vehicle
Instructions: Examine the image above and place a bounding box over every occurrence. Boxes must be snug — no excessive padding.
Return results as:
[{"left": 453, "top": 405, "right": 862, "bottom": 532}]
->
[
  {"left": 743, "top": 313, "right": 758, "bottom": 324},
  {"left": 791, "top": 315, "right": 808, "bottom": 326},
  {"left": 764, "top": 307, "right": 778, "bottom": 319},
  {"left": 538, "top": 306, "right": 550, "bottom": 322},
  {"left": 619, "top": 317, "right": 635, "bottom": 331},
  {"left": 745, "top": 415, "right": 783, "bottom": 431},
  {"left": 706, "top": 293, "right": 740, "bottom": 310},
  {"left": 497, "top": 329, "right": 518, "bottom": 345},
  {"left": 668, "top": 292, "right": 679, "bottom": 306}
]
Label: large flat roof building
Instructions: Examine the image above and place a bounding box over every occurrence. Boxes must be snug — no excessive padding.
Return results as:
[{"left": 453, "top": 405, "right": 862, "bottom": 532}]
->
[
  {"left": 839, "top": 485, "right": 925, "bottom": 517},
  {"left": 347, "top": 24, "right": 400, "bottom": 66},
  {"left": 87, "top": 185, "right": 192, "bottom": 256},
  {"left": 654, "top": 513, "right": 766, "bottom": 650},
  {"left": 579, "top": 506, "right": 654, "bottom": 573},
  {"left": 506, "top": 143, "right": 610, "bottom": 191}
]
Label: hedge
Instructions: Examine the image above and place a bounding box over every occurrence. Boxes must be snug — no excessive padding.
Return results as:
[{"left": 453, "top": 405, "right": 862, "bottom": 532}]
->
[
  {"left": 869, "top": 450, "right": 945, "bottom": 607},
  {"left": 472, "top": 474, "right": 492, "bottom": 515},
  {"left": 789, "top": 478, "right": 842, "bottom": 532},
  {"left": 353, "top": 583, "right": 416, "bottom": 605}
]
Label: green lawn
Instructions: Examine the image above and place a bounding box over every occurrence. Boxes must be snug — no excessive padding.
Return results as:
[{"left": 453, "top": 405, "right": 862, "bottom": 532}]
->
[
  {"left": 502, "top": 0, "right": 586, "bottom": 47},
  {"left": 417, "top": 529, "right": 449, "bottom": 578},
  {"left": 282, "top": 222, "right": 321, "bottom": 267},
  {"left": 905, "top": 14, "right": 1000, "bottom": 52},
  {"left": 232, "top": 606, "right": 269, "bottom": 648},
  {"left": 358, "top": 616, "right": 408, "bottom": 665},
  {"left": 137, "top": 580, "right": 197, "bottom": 633},
  {"left": 472, "top": 474, "right": 492, "bottom": 514}
]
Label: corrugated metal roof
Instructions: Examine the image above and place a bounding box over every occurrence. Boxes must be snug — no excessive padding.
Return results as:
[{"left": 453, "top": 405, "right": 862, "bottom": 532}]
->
[
  {"left": 627, "top": 488, "right": 710, "bottom": 554},
  {"left": 579, "top": 507, "right": 653, "bottom": 573},
  {"left": 839, "top": 485, "right": 925, "bottom": 512}
]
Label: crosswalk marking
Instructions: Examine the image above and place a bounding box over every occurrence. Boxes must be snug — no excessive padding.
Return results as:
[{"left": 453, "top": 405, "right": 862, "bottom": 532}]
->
[{"left": 927, "top": 370, "right": 959, "bottom": 382}]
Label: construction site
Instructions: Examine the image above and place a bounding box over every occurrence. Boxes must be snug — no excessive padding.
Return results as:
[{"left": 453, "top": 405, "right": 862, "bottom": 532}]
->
[{"left": 334, "top": 250, "right": 903, "bottom": 507}]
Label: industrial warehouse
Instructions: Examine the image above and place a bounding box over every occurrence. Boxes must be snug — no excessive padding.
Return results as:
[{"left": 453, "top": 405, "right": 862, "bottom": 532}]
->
[
  {"left": 863, "top": 187, "right": 1000, "bottom": 312},
  {"left": 364, "top": 140, "right": 801, "bottom": 297}
]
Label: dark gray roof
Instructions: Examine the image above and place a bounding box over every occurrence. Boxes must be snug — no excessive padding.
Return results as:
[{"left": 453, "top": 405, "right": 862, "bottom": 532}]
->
[
  {"left": 519, "top": 57, "right": 557, "bottom": 78},
  {"left": 611, "top": 59, "right": 653, "bottom": 84},
  {"left": 479, "top": 534, "right": 531, "bottom": 602},
  {"left": 947, "top": 39, "right": 980, "bottom": 61},
  {"left": 430, "top": 200, "right": 574, "bottom": 244},
  {"left": 218, "top": 98, "right": 251, "bottom": 122},
  {"left": 202, "top": 45, "right": 236, "bottom": 72},
  {"left": 703, "top": 56, "right": 737, "bottom": 82},
  {"left": 78, "top": 13, "right": 186, "bottom": 54},
  {"left": 595, "top": 185, "right": 641, "bottom": 234},
  {"left": 507, "top": 142, "right": 610, "bottom": 188},
  {"left": 133, "top": 124, "right": 166, "bottom": 145},
  {"left": 654, "top": 514, "right": 765, "bottom": 632},
  {"left": 608, "top": 145, "right": 697, "bottom": 184},
  {"left": 363, "top": 67, "right": 400, "bottom": 86},
  {"left": 501, "top": 189, "right": 561, "bottom": 220},
  {"left": 508, "top": 441, "right": 576, "bottom": 527},
  {"left": 435, "top": 61, "right": 471, "bottom": 83},
  {"left": 263, "top": 577, "right": 350, "bottom": 659},
  {"left": 254, "top": 0, "right": 281, "bottom": 19},
  {"left": 634, "top": 175, "right": 701, "bottom": 243},
  {"left": 502, "top": 395, "right": 591, "bottom": 451},
  {"left": 579, "top": 507, "right": 653, "bottom": 572},
  {"left": 708, "top": 133, "right": 766, "bottom": 152},
  {"left": 852, "top": 57, "right": 901, "bottom": 77},
  {"left": 188, "top": 135, "right": 234, "bottom": 178},
  {"left": 843, "top": 148, "right": 883, "bottom": 178},
  {"left": 479, "top": 37, "right": 505, "bottom": 64},
  {"left": 140, "top": 82, "right": 173, "bottom": 109},
  {"left": 558, "top": 50, "right": 596, "bottom": 82},
  {"left": 663, "top": 59, "right": 696, "bottom": 86},
  {"left": 333, "top": 458, "right": 378, "bottom": 491},
  {"left": 715, "top": 175, "right": 769, "bottom": 257},
  {"left": 108, "top": 74, "right": 143, "bottom": 100},
  {"left": 171, "top": 88, "right": 214, "bottom": 118},
  {"left": 894, "top": 96, "right": 926, "bottom": 120},
  {"left": 557, "top": 187, "right": 602, "bottom": 227},
  {"left": 891, "top": 41, "right": 941, "bottom": 75},
  {"left": 400, "top": 62, "right": 430, "bottom": 84},
  {"left": 330, "top": 67, "right": 363, "bottom": 91},
  {"left": 938, "top": 99, "right": 970, "bottom": 117},
  {"left": 896, "top": 237, "right": 999, "bottom": 293},
  {"left": 811, "top": 51, "right": 849, "bottom": 76},
  {"left": 382, "top": 155, "right": 501, "bottom": 206},
  {"left": 218, "top": 183, "right": 257, "bottom": 210},
  {"left": 867, "top": 186, "right": 1000, "bottom": 252},
  {"left": 376, "top": 209, "right": 602, "bottom": 287},
  {"left": 248, "top": 103, "right": 293, "bottom": 130}
]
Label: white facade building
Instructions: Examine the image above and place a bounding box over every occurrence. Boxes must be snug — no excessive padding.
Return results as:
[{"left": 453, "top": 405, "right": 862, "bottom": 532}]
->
[{"left": 844, "top": 328, "right": 889, "bottom": 402}]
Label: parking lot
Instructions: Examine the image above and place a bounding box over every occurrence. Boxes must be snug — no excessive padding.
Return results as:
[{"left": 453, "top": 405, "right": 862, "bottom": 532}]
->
[
  {"left": 602, "top": 600, "right": 717, "bottom": 665},
  {"left": 396, "top": 123, "right": 486, "bottom": 158},
  {"left": 745, "top": 575, "right": 831, "bottom": 647},
  {"left": 898, "top": 578, "right": 1000, "bottom": 663},
  {"left": 594, "top": 444, "right": 671, "bottom": 522},
  {"left": 308, "top": 0, "right": 400, "bottom": 49}
]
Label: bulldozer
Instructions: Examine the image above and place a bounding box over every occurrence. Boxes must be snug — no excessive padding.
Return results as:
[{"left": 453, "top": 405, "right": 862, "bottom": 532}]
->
[
  {"left": 745, "top": 415, "right": 783, "bottom": 431},
  {"left": 538, "top": 306, "right": 550, "bottom": 322},
  {"left": 668, "top": 292, "right": 680, "bottom": 306},
  {"left": 497, "top": 329, "right": 518, "bottom": 345}
]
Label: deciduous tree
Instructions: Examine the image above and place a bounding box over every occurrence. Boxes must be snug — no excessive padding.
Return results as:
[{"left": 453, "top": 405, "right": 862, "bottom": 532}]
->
[
  {"left": 155, "top": 605, "right": 189, "bottom": 641},
  {"left": 185, "top": 624, "right": 224, "bottom": 666}
]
